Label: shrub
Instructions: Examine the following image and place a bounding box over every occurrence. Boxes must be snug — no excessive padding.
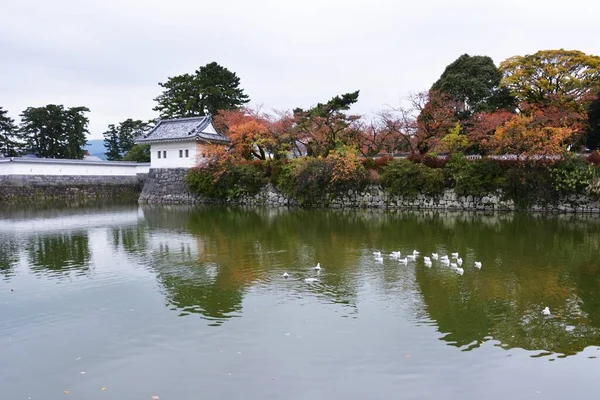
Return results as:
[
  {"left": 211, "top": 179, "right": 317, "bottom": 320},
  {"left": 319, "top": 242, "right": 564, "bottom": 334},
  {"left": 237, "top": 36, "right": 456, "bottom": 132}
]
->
[
  {"left": 277, "top": 157, "right": 335, "bottom": 204},
  {"left": 380, "top": 159, "right": 445, "bottom": 198},
  {"left": 185, "top": 162, "right": 267, "bottom": 200},
  {"left": 445, "top": 154, "right": 504, "bottom": 196},
  {"left": 500, "top": 161, "right": 555, "bottom": 209},
  {"left": 550, "top": 155, "right": 592, "bottom": 196},
  {"left": 328, "top": 147, "right": 369, "bottom": 194},
  {"left": 277, "top": 148, "right": 368, "bottom": 203}
]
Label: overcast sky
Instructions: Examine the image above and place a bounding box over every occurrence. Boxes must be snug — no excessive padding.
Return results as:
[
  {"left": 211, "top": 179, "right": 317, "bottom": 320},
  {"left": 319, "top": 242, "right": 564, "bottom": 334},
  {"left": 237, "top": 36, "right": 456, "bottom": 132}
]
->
[{"left": 1, "top": 0, "right": 599, "bottom": 140}]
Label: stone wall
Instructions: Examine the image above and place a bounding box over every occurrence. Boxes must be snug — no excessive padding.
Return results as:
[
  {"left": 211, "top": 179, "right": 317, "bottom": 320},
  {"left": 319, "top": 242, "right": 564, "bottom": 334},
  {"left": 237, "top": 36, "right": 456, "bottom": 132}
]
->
[
  {"left": 0, "top": 175, "right": 143, "bottom": 203},
  {"left": 139, "top": 168, "right": 600, "bottom": 213},
  {"left": 138, "top": 168, "right": 196, "bottom": 204}
]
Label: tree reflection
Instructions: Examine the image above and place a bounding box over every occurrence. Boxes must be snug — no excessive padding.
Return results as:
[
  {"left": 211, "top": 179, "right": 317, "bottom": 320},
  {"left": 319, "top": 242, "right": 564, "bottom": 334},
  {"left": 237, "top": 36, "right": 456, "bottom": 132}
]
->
[
  {"left": 414, "top": 213, "right": 600, "bottom": 357},
  {"left": 112, "top": 226, "right": 149, "bottom": 256},
  {"left": 0, "top": 236, "right": 19, "bottom": 280},
  {"left": 141, "top": 206, "right": 364, "bottom": 324},
  {"left": 27, "top": 232, "right": 91, "bottom": 278}
]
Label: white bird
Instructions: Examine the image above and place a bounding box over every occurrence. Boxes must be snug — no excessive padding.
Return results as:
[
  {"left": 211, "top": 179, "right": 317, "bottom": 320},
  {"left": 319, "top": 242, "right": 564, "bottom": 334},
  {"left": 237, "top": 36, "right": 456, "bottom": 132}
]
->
[
  {"left": 304, "top": 278, "right": 319, "bottom": 283},
  {"left": 474, "top": 261, "right": 482, "bottom": 269},
  {"left": 432, "top": 253, "right": 439, "bottom": 260},
  {"left": 440, "top": 255, "right": 449, "bottom": 261},
  {"left": 407, "top": 254, "right": 416, "bottom": 261},
  {"left": 390, "top": 251, "right": 401, "bottom": 259},
  {"left": 375, "top": 256, "right": 384, "bottom": 263},
  {"left": 542, "top": 307, "right": 551, "bottom": 316},
  {"left": 373, "top": 251, "right": 382, "bottom": 257},
  {"left": 424, "top": 259, "right": 432, "bottom": 267},
  {"left": 314, "top": 263, "right": 321, "bottom": 271},
  {"left": 283, "top": 272, "right": 289, "bottom": 278},
  {"left": 450, "top": 263, "right": 458, "bottom": 269},
  {"left": 441, "top": 258, "right": 450, "bottom": 265},
  {"left": 456, "top": 267, "right": 464, "bottom": 275},
  {"left": 398, "top": 257, "right": 408, "bottom": 264},
  {"left": 457, "top": 258, "right": 463, "bottom": 266},
  {"left": 451, "top": 252, "right": 459, "bottom": 258},
  {"left": 423, "top": 256, "right": 431, "bottom": 263},
  {"left": 413, "top": 250, "right": 420, "bottom": 255}
]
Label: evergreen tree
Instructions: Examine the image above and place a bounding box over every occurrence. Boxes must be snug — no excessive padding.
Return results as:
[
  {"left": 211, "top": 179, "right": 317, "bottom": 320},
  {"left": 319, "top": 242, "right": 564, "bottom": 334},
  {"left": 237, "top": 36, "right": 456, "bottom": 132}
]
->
[
  {"left": 103, "top": 119, "right": 148, "bottom": 160},
  {"left": 103, "top": 124, "right": 121, "bottom": 160},
  {"left": 123, "top": 144, "right": 151, "bottom": 162},
  {"left": 153, "top": 62, "right": 250, "bottom": 119},
  {"left": 432, "top": 54, "right": 515, "bottom": 118},
  {"left": 19, "top": 105, "right": 90, "bottom": 159},
  {"left": 0, "top": 107, "right": 18, "bottom": 157}
]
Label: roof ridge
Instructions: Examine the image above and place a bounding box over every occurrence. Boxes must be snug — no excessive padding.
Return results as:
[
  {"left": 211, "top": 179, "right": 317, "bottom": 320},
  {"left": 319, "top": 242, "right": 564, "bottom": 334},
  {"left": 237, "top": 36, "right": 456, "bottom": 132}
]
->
[{"left": 158, "top": 115, "right": 211, "bottom": 123}]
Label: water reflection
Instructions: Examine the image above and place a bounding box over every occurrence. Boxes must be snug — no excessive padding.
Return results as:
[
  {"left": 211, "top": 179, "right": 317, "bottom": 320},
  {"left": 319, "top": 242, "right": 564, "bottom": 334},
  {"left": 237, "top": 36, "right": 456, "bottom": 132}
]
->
[
  {"left": 3, "top": 204, "right": 600, "bottom": 358},
  {"left": 27, "top": 232, "right": 91, "bottom": 278},
  {"left": 0, "top": 236, "right": 19, "bottom": 280}
]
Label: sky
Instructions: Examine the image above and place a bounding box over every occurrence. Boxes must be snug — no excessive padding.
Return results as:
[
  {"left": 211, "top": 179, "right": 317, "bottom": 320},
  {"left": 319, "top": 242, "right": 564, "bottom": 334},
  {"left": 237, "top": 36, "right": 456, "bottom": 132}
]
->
[{"left": 1, "top": 0, "right": 599, "bottom": 140}]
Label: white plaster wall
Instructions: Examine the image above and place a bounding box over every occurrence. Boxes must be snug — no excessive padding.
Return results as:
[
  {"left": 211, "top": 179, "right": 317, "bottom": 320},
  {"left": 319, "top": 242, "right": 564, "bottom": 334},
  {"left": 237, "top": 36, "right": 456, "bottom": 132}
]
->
[
  {"left": 0, "top": 159, "right": 149, "bottom": 176},
  {"left": 150, "top": 141, "right": 199, "bottom": 168}
]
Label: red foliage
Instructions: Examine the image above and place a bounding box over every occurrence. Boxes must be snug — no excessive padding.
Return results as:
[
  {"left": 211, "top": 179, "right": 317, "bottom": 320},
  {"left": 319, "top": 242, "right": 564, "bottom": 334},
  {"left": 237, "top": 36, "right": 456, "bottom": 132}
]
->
[{"left": 588, "top": 151, "right": 600, "bottom": 165}]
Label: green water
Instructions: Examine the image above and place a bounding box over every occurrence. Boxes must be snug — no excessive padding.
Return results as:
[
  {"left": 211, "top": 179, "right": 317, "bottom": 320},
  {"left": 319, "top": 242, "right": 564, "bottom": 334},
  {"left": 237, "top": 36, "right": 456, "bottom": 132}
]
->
[{"left": 1, "top": 205, "right": 600, "bottom": 399}]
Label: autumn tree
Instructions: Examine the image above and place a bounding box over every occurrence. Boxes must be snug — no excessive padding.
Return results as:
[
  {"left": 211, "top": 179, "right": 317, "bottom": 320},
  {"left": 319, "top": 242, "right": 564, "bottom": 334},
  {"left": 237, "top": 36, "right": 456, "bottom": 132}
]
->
[
  {"left": 358, "top": 115, "right": 405, "bottom": 157},
  {"left": 499, "top": 49, "right": 600, "bottom": 108},
  {"left": 0, "top": 107, "right": 19, "bottom": 157},
  {"left": 375, "top": 91, "right": 458, "bottom": 156},
  {"left": 292, "top": 91, "right": 362, "bottom": 158},
  {"left": 154, "top": 62, "right": 250, "bottom": 119},
  {"left": 467, "top": 110, "right": 514, "bottom": 153},
  {"left": 432, "top": 54, "right": 515, "bottom": 118},
  {"left": 487, "top": 112, "right": 575, "bottom": 156},
  {"left": 19, "top": 105, "right": 90, "bottom": 159}
]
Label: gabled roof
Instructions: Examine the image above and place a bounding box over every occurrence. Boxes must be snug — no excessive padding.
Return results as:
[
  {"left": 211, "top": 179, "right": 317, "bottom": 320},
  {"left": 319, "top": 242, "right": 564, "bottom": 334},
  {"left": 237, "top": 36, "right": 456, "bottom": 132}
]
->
[{"left": 135, "top": 116, "right": 229, "bottom": 144}]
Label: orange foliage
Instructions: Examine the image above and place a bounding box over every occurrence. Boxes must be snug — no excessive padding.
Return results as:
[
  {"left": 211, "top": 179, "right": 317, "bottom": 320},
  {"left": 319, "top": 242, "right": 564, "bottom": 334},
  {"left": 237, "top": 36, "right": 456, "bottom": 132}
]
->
[
  {"left": 487, "top": 113, "right": 574, "bottom": 156},
  {"left": 214, "top": 108, "right": 294, "bottom": 160}
]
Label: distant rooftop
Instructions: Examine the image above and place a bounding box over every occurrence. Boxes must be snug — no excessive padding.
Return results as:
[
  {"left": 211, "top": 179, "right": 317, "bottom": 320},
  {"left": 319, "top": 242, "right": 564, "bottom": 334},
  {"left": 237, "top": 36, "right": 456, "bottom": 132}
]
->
[{"left": 136, "top": 116, "right": 229, "bottom": 144}]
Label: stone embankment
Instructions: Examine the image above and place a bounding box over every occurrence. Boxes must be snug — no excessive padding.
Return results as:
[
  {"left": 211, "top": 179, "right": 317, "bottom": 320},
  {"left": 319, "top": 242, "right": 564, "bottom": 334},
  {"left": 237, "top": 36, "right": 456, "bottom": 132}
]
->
[
  {"left": 0, "top": 175, "right": 145, "bottom": 203},
  {"left": 139, "top": 168, "right": 600, "bottom": 213}
]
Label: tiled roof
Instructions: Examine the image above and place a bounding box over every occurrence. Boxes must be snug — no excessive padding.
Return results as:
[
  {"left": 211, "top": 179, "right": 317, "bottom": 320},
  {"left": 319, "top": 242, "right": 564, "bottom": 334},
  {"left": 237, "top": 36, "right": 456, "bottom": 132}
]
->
[{"left": 136, "top": 116, "right": 229, "bottom": 144}]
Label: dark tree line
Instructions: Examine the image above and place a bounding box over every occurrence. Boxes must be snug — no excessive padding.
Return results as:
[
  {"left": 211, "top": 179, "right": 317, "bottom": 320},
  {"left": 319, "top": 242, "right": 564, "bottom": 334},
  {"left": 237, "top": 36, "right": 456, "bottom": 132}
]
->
[{"left": 0, "top": 105, "right": 90, "bottom": 159}]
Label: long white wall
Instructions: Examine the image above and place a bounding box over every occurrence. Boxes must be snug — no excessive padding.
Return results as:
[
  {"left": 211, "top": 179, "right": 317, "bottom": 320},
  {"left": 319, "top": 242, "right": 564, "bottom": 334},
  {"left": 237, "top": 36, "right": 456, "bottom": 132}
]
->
[
  {"left": 150, "top": 141, "right": 200, "bottom": 168},
  {"left": 0, "top": 159, "right": 150, "bottom": 176}
]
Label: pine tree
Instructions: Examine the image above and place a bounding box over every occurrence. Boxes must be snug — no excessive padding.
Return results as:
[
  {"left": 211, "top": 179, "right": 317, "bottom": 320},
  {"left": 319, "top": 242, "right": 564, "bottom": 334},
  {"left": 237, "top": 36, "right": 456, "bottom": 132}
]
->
[
  {"left": 19, "top": 105, "right": 90, "bottom": 159},
  {"left": 0, "top": 107, "right": 18, "bottom": 157}
]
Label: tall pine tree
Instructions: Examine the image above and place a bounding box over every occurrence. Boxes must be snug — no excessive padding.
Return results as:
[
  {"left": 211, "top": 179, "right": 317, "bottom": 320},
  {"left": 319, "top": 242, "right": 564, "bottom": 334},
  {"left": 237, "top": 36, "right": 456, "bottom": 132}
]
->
[
  {"left": 19, "top": 105, "right": 90, "bottom": 159},
  {"left": 153, "top": 62, "right": 250, "bottom": 119},
  {"left": 0, "top": 107, "right": 18, "bottom": 157}
]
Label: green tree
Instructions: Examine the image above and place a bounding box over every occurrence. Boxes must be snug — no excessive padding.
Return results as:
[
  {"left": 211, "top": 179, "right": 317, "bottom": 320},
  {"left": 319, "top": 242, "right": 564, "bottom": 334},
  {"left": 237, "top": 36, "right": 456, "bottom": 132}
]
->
[
  {"left": 500, "top": 49, "right": 600, "bottom": 107},
  {"left": 103, "top": 119, "right": 148, "bottom": 160},
  {"left": 293, "top": 91, "right": 361, "bottom": 157},
  {"left": 0, "top": 107, "right": 19, "bottom": 157},
  {"left": 431, "top": 54, "right": 515, "bottom": 117},
  {"left": 123, "top": 144, "right": 150, "bottom": 162},
  {"left": 19, "top": 105, "right": 90, "bottom": 159},
  {"left": 153, "top": 62, "right": 250, "bottom": 119},
  {"left": 103, "top": 124, "right": 121, "bottom": 160},
  {"left": 586, "top": 92, "right": 600, "bottom": 150}
]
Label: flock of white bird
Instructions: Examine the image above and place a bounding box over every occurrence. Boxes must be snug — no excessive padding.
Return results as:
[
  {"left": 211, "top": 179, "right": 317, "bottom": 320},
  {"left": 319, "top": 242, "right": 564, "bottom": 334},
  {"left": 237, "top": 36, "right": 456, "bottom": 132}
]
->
[
  {"left": 282, "top": 253, "right": 551, "bottom": 315},
  {"left": 372, "top": 249, "right": 481, "bottom": 276}
]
